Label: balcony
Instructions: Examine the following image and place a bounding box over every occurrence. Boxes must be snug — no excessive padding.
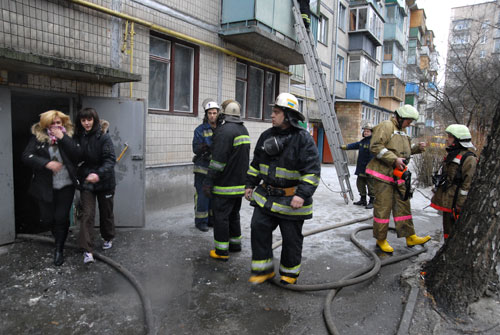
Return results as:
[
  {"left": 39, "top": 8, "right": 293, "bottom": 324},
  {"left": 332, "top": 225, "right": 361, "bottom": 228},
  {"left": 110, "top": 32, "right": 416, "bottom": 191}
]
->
[
  {"left": 420, "top": 45, "right": 429, "bottom": 56},
  {"left": 220, "top": 0, "right": 303, "bottom": 65},
  {"left": 382, "top": 61, "right": 403, "bottom": 79},
  {"left": 384, "top": 24, "right": 406, "bottom": 49},
  {"left": 349, "top": 4, "right": 384, "bottom": 46},
  {"left": 405, "top": 82, "right": 419, "bottom": 95},
  {"left": 379, "top": 77, "right": 405, "bottom": 101}
]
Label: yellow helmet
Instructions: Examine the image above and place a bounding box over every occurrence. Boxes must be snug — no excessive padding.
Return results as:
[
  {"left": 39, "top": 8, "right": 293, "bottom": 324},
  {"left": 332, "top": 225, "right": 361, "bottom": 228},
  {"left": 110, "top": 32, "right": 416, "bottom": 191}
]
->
[{"left": 395, "top": 105, "right": 419, "bottom": 120}]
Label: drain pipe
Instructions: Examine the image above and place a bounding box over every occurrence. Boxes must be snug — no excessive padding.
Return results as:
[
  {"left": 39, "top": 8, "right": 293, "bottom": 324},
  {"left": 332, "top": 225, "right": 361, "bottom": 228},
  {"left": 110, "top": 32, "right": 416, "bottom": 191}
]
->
[{"left": 68, "top": 0, "right": 290, "bottom": 75}]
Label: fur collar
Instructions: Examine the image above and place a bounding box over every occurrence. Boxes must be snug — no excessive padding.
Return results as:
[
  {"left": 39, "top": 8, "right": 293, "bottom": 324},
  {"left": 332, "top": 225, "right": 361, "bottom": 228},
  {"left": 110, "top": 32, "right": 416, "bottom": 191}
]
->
[{"left": 31, "top": 122, "right": 74, "bottom": 143}]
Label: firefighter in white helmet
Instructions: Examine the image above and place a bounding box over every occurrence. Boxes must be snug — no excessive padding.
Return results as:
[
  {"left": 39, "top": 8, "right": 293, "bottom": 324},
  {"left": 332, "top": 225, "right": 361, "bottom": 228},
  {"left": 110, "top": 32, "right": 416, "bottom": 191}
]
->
[
  {"left": 365, "top": 105, "right": 431, "bottom": 253},
  {"left": 341, "top": 122, "right": 375, "bottom": 209},
  {"left": 430, "top": 124, "right": 477, "bottom": 242},
  {"left": 245, "top": 93, "right": 321, "bottom": 285},
  {"left": 203, "top": 100, "right": 250, "bottom": 261},
  {"left": 192, "top": 99, "right": 220, "bottom": 232}
]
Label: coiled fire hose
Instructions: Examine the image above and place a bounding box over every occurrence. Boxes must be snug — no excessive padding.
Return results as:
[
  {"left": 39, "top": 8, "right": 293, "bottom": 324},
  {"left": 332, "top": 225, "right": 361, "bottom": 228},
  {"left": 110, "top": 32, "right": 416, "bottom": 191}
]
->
[
  {"left": 16, "top": 234, "right": 154, "bottom": 335},
  {"left": 271, "top": 217, "right": 427, "bottom": 335}
]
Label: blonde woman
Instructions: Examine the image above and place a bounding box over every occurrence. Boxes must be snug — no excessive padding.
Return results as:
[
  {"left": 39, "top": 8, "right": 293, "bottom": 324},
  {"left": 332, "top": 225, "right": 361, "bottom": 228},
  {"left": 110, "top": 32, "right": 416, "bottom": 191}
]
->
[{"left": 22, "top": 110, "right": 81, "bottom": 266}]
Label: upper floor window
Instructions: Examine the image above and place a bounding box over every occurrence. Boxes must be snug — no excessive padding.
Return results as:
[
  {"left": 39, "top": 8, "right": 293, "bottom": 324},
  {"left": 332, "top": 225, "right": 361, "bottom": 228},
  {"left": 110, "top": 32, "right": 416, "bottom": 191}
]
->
[
  {"left": 495, "top": 39, "right": 500, "bottom": 53},
  {"left": 339, "top": 3, "right": 347, "bottom": 31},
  {"left": 148, "top": 35, "right": 198, "bottom": 114},
  {"left": 348, "top": 54, "right": 376, "bottom": 87},
  {"left": 453, "top": 19, "right": 471, "bottom": 31},
  {"left": 479, "top": 50, "right": 486, "bottom": 58},
  {"left": 480, "top": 34, "right": 487, "bottom": 44},
  {"left": 336, "top": 55, "right": 344, "bottom": 82},
  {"left": 349, "top": 5, "right": 383, "bottom": 42},
  {"left": 481, "top": 20, "right": 490, "bottom": 31},
  {"left": 236, "top": 62, "right": 278, "bottom": 120},
  {"left": 318, "top": 15, "right": 329, "bottom": 45},
  {"left": 290, "top": 64, "right": 305, "bottom": 83},
  {"left": 451, "top": 33, "right": 470, "bottom": 45}
]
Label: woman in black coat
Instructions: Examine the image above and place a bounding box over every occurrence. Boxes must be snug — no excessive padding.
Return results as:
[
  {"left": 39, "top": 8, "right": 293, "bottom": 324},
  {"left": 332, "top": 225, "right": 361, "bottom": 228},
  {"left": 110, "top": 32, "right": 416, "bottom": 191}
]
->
[
  {"left": 74, "top": 108, "right": 116, "bottom": 264},
  {"left": 22, "top": 110, "right": 80, "bottom": 266}
]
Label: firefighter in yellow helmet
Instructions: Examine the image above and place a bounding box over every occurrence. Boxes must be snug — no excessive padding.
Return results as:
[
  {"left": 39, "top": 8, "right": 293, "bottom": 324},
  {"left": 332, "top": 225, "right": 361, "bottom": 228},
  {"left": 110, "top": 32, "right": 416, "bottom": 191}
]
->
[
  {"left": 430, "top": 124, "right": 477, "bottom": 241},
  {"left": 245, "top": 93, "right": 321, "bottom": 285},
  {"left": 365, "top": 105, "right": 431, "bottom": 253}
]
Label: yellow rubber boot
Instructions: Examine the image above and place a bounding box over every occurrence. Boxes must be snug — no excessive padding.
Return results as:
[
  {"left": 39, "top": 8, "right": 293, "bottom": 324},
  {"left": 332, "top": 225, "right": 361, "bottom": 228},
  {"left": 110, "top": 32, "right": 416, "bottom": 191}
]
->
[
  {"left": 406, "top": 234, "right": 431, "bottom": 247},
  {"left": 209, "top": 249, "right": 229, "bottom": 261},
  {"left": 376, "top": 239, "right": 394, "bottom": 253},
  {"left": 280, "top": 276, "right": 297, "bottom": 285},
  {"left": 248, "top": 272, "right": 275, "bottom": 285}
]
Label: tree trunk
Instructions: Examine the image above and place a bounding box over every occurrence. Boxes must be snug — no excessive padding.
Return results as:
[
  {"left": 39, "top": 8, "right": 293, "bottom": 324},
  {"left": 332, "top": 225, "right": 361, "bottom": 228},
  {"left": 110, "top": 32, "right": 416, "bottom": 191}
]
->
[{"left": 424, "top": 103, "right": 500, "bottom": 316}]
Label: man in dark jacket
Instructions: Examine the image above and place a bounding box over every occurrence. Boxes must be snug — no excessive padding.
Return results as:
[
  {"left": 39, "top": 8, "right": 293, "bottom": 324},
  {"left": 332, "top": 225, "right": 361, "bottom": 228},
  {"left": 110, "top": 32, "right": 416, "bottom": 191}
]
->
[
  {"left": 192, "top": 99, "right": 219, "bottom": 232},
  {"left": 341, "top": 122, "right": 375, "bottom": 209},
  {"left": 245, "top": 93, "right": 320, "bottom": 285},
  {"left": 203, "top": 100, "right": 250, "bottom": 261}
]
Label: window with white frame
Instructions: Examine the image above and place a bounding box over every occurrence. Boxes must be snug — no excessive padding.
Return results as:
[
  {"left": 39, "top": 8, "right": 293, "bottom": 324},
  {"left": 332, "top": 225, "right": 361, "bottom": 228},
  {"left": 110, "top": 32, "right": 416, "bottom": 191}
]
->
[
  {"left": 480, "top": 34, "right": 487, "bottom": 44},
  {"left": 349, "top": 5, "right": 383, "bottom": 42},
  {"left": 453, "top": 19, "right": 471, "bottom": 31},
  {"left": 451, "top": 33, "right": 470, "bottom": 45},
  {"left": 339, "top": 3, "right": 347, "bottom": 31},
  {"left": 235, "top": 61, "right": 277, "bottom": 120},
  {"left": 148, "top": 36, "right": 196, "bottom": 113},
  {"left": 348, "top": 55, "right": 376, "bottom": 87},
  {"left": 479, "top": 50, "right": 486, "bottom": 58},
  {"left": 375, "top": 79, "right": 379, "bottom": 99},
  {"left": 336, "top": 55, "right": 344, "bottom": 82},
  {"left": 481, "top": 20, "right": 490, "bottom": 31},
  {"left": 318, "top": 15, "right": 328, "bottom": 45},
  {"left": 495, "top": 39, "right": 500, "bottom": 53}
]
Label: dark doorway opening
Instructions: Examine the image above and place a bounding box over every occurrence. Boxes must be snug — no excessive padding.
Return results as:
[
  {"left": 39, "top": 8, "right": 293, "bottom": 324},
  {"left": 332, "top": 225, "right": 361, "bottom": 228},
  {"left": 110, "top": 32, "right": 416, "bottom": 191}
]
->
[{"left": 11, "top": 92, "right": 72, "bottom": 234}]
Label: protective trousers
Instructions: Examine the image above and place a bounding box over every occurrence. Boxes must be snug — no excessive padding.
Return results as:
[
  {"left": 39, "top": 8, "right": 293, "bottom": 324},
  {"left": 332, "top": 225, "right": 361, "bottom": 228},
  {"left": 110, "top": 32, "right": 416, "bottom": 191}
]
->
[
  {"left": 250, "top": 206, "right": 304, "bottom": 278},
  {"left": 442, "top": 212, "right": 455, "bottom": 240},
  {"left": 78, "top": 189, "right": 115, "bottom": 253},
  {"left": 356, "top": 173, "right": 374, "bottom": 198},
  {"left": 372, "top": 180, "right": 415, "bottom": 240},
  {"left": 194, "top": 173, "right": 212, "bottom": 226},
  {"left": 212, "top": 196, "right": 242, "bottom": 256}
]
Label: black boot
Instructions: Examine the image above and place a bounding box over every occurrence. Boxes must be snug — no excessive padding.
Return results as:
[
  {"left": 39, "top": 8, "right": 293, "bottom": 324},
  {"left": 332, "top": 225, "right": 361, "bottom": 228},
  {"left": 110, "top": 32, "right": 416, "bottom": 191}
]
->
[
  {"left": 54, "top": 243, "right": 64, "bottom": 266},
  {"left": 365, "top": 197, "right": 374, "bottom": 209},
  {"left": 353, "top": 196, "right": 367, "bottom": 206}
]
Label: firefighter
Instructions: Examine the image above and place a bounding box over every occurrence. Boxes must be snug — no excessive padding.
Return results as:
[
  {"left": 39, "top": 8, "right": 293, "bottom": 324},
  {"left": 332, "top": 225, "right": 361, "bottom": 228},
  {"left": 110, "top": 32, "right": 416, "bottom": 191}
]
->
[
  {"left": 203, "top": 100, "right": 250, "bottom": 260},
  {"left": 298, "top": 0, "right": 311, "bottom": 29},
  {"left": 341, "top": 122, "right": 375, "bottom": 209},
  {"left": 430, "top": 124, "right": 477, "bottom": 241},
  {"left": 365, "top": 105, "right": 431, "bottom": 253},
  {"left": 192, "top": 99, "right": 219, "bottom": 232},
  {"left": 245, "top": 93, "right": 321, "bottom": 285}
]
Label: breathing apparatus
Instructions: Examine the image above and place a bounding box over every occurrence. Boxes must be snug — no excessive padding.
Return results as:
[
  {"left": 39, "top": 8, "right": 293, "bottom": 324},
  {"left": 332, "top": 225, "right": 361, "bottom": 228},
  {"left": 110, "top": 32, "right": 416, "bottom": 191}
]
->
[{"left": 262, "top": 134, "right": 292, "bottom": 156}]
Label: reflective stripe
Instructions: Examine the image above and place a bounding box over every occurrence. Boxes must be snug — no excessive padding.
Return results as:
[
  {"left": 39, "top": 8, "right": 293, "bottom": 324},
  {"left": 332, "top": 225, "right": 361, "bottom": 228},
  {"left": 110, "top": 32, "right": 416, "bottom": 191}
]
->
[
  {"left": 393, "top": 130, "right": 408, "bottom": 137},
  {"left": 279, "top": 263, "right": 301, "bottom": 275},
  {"left": 374, "top": 217, "right": 390, "bottom": 224},
  {"left": 202, "top": 129, "right": 213, "bottom": 137},
  {"left": 275, "top": 167, "right": 301, "bottom": 180},
  {"left": 214, "top": 239, "right": 229, "bottom": 251},
  {"left": 233, "top": 135, "right": 250, "bottom": 146},
  {"left": 251, "top": 259, "right": 274, "bottom": 271},
  {"left": 394, "top": 215, "right": 412, "bottom": 222},
  {"left": 377, "top": 148, "right": 389, "bottom": 159},
  {"left": 193, "top": 166, "right": 208, "bottom": 174},
  {"left": 247, "top": 165, "right": 259, "bottom": 177},
  {"left": 430, "top": 202, "right": 452, "bottom": 213},
  {"left": 259, "top": 164, "right": 269, "bottom": 176},
  {"left": 195, "top": 211, "right": 209, "bottom": 219},
  {"left": 213, "top": 185, "right": 245, "bottom": 195},
  {"left": 300, "top": 174, "right": 319, "bottom": 186},
  {"left": 229, "top": 236, "right": 242, "bottom": 244},
  {"left": 366, "top": 169, "right": 405, "bottom": 184},
  {"left": 459, "top": 189, "right": 468, "bottom": 196},
  {"left": 209, "top": 160, "right": 226, "bottom": 171},
  {"left": 253, "top": 191, "right": 313, "bottom": 216}
]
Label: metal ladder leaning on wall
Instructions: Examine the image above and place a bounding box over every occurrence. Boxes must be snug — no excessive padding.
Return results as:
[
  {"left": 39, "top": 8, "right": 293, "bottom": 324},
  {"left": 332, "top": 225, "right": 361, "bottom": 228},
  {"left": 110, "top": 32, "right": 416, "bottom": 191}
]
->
[{"left": 291, "top": 0, "right": 353, "bottom": 204}]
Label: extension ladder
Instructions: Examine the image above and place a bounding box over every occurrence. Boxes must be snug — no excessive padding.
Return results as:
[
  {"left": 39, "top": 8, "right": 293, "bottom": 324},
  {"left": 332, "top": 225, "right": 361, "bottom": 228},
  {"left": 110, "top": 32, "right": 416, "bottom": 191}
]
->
[{"left": 292, "top": 0, "right": 353, "bottom": 204}]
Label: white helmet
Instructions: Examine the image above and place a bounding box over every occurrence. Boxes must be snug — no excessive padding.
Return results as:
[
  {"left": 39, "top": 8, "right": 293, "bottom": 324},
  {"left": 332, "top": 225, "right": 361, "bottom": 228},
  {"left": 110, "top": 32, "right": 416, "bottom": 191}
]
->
[
  {"left": 395, "top": 105, "right": 419, "bottom": 120},
  {"left": 446, "top": 124, "right": 474, "bottom": 148},
  {"left": 273, "top": 93, "right": 304, "bottom": 121},
  {"left": 203, "top": 100, "right": 220, "bottom": 112}
]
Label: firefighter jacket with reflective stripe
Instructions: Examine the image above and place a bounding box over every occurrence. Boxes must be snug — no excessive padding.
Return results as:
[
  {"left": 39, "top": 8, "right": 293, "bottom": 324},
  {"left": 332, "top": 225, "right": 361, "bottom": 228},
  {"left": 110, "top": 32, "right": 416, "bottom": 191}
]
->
[
  {"left": 365, "top": 117, "right": 424, "bottom": 184},
  {"left": 192, "top": 122, "right": 214, "bottom": 175},
  {"left": 345, "top": 136, "right": 373, "bottom": 175},
  {"left": 245, "top": 126, "right": 321, "bottom": 220},
  {"left": 430, "top": 147, "right": 477, "bottom": 212},
  {"left": 206, "top": 120, "right": 250, "bottom": 197}
]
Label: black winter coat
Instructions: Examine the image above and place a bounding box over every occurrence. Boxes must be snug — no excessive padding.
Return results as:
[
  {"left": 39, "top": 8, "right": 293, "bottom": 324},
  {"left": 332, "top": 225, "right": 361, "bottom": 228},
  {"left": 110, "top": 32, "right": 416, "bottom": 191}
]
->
[
  {"left": 246, "top": 126, "right": 321, "bottom": 220},
  {"left": 75, "top": 122, "right": 116, "bottom": 193},
  {"left": 22, "top": 123, "right": 80, "bottom": 202},
  {"left": 346, "top": 136, "right": 373, "bottom": 175}
]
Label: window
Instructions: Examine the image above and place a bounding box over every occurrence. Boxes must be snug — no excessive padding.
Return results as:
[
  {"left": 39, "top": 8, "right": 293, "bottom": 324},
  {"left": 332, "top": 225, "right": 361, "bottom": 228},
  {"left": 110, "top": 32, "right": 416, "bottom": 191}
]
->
[
  {"left": 481, "top": 20, "right": 490, "bottom": 31},
  {"left": 451, "top": 33, "right": 470, "bottom": 45},
  {"left": 384, "top": 42, "right": 393, "bottom": 61},
  {"left": 348, "top": 55, "right": 360, "bottom": 81},
  {"left": 480, "top": 35, "right": 487, "bottom": 44},
  {"left": 453, "top": 19, "right": 471, "bottom": 31},
  {"left": 348, "top": 54, "right": 376, "bottom": 87},
  {"left": 336, "top": 55, "right": 344, "bottom": 82},
  {"left": 349, "top": 6, "right": 383, "bottom": 42},
  {"left": 235, "top": 62, "right": 277, "bottom": 120},
  {"left": 479, "top": 50, "right": 486, "bottom": 59},
  {"left": 375, "top": 79, "right": 379, "bottom": 99},
  {"left": 339, "top": 3, "right": 347, "bottom": 31},
  {"left": 495, "top": 40, "right": 500, "bottom": 53},
  {"left": 318, "top": 15, "right": 328, "bottom": 45},
  {"left": 148, "top": 36, "right": 197, "bottom": 113},
  {"left": 290, "top": 64, "right": 305, "bottom": 83}
]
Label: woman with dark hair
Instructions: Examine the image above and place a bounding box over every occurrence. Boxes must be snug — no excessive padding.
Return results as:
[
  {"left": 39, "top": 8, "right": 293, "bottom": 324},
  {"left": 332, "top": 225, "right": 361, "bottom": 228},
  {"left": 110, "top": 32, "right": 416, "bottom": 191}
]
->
[
  {"left": 74, "top": 108, "right": 116, "bottom": 264},
  {"left": 22, "top": 110, "right": 80, "bottom": 266}
]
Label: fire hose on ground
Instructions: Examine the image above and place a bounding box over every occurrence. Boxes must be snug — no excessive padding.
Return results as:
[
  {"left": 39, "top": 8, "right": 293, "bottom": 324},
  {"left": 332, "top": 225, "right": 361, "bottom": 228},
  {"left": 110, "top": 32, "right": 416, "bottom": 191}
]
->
[
  {"left": 16, "top": 234, "right": 154, "bottom": 335},
  {"left": 270, "top": 216, "right": 427, "bottom": 335}
]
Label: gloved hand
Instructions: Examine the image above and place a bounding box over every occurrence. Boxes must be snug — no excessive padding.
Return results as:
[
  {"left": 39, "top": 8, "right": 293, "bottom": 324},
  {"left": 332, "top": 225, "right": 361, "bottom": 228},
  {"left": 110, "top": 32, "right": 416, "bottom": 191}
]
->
[{"left": 341, "top": 145, "right": 347, "bottom": 150}]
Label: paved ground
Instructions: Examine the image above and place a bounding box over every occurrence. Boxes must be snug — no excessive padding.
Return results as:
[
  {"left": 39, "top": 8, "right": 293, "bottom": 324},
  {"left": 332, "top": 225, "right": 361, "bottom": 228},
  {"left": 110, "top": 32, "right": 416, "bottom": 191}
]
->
[{"left": 1, "top": 165, "right": 499, "bottom": 334}]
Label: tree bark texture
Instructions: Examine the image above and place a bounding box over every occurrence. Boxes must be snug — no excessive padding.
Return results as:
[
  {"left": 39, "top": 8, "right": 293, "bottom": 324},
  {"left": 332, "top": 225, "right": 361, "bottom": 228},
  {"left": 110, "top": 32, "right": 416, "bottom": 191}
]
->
[{"left": 424, "top": 103, "right": 500, "bottom": 316}]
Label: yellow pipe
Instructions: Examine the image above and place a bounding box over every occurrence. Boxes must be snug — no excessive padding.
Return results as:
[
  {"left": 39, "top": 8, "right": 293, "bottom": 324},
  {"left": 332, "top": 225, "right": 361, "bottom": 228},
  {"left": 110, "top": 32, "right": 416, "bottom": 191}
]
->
[{"left": 69, "top": 0, "right": 290, "bottom": 74}]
